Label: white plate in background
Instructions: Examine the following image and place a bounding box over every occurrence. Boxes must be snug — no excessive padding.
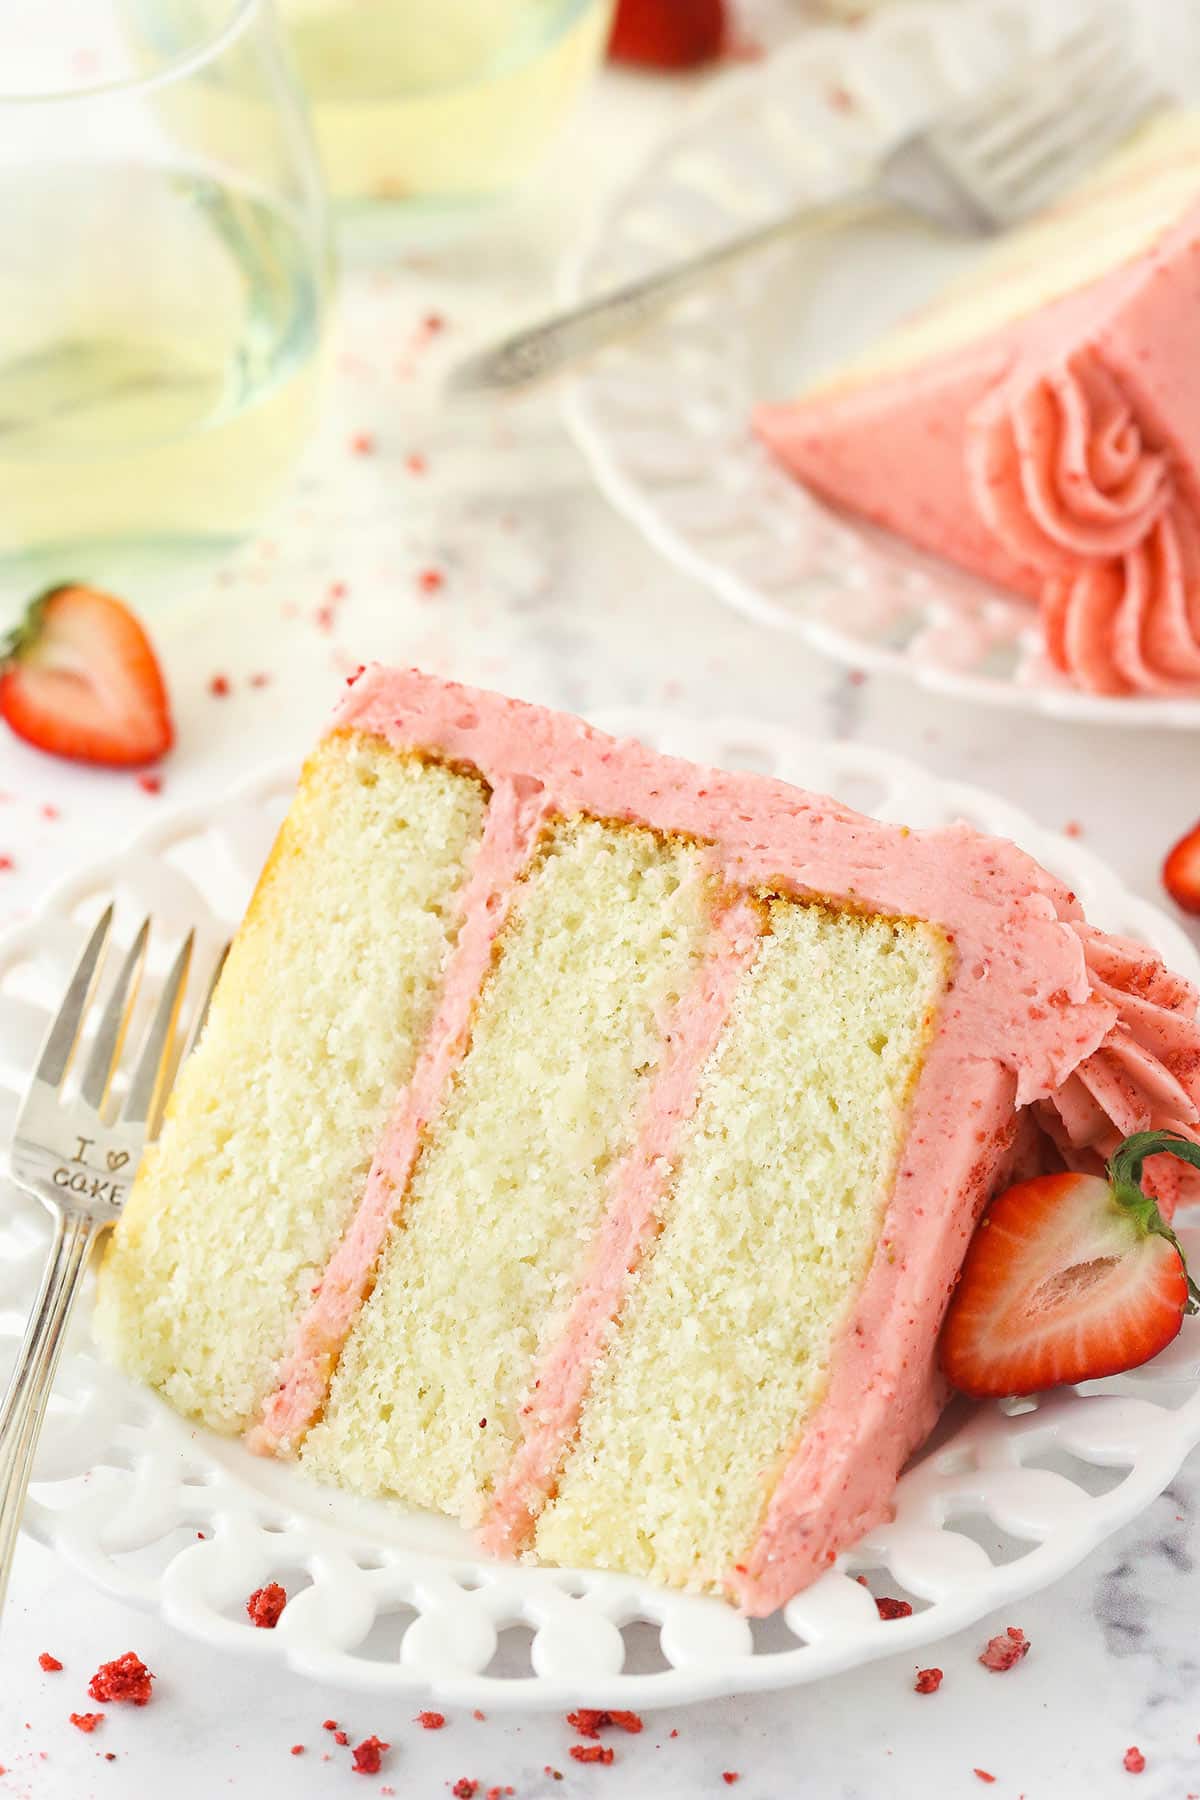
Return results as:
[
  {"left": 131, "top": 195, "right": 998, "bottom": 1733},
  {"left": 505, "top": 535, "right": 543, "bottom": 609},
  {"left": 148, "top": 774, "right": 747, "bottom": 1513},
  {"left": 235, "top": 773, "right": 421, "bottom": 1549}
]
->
[{"left": 564, "top": 0, "right": 1200, "bottom": 727}]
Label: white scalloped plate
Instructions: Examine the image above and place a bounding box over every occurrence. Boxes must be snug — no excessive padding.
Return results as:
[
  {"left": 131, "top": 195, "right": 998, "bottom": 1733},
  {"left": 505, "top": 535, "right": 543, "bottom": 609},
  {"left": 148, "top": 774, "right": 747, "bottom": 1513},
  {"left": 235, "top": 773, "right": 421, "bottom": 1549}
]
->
[
  {"left": 3, "top": 713, "right": 1200, "bottom": 1707},
  {"left": 563, "top": 0, "right": 1200, "bottom": 728}
]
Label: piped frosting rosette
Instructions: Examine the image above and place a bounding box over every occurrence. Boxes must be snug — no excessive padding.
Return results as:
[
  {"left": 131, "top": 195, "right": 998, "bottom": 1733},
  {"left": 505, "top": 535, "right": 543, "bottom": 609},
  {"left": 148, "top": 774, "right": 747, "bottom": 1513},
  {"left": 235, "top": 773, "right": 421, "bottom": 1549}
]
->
[
  {"left": 969, "top": 350, "right": 1200, "bottom": 695},
  {"left": 1038, "top": 924, "right": 1200, "bottom": 1213}
]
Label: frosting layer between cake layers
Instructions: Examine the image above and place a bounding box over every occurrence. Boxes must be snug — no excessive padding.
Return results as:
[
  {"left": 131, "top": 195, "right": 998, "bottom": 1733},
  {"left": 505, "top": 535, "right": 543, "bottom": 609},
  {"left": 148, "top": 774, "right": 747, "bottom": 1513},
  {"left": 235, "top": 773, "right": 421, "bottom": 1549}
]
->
[
  {"left": 755, "top": 120, "right": 1200, "bottom": 696},
  {"left": 247, "top": 668, "right": 1200, "bottom": 1611}
]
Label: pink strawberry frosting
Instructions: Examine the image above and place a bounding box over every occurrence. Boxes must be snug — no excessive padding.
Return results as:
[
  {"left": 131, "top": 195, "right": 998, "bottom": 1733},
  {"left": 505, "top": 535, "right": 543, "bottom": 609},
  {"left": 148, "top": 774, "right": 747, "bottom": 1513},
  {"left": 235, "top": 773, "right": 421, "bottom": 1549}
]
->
[
  {"left": 254, "top": 669, "right": 1200, "bottom": 1610},
  {"left": 755, "top": 201, "right": 1200, "bottom": 696},
  {"left": 1037, "top": 925, "right": 1200, "bottom": 1212},
  {"left": 969, "top": 350, "right": 1200, "bottom": 693}
]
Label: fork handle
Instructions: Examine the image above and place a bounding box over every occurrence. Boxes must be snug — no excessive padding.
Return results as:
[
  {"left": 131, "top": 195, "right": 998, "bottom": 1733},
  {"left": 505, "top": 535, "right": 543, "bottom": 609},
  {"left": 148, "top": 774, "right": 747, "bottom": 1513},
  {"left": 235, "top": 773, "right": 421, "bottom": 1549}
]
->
[
  {"left": 447, "top": 188, "right": 878, "bottom": 395},
  {"left": 0, "top": 1211, "right": 98, "bottom": 1620}
]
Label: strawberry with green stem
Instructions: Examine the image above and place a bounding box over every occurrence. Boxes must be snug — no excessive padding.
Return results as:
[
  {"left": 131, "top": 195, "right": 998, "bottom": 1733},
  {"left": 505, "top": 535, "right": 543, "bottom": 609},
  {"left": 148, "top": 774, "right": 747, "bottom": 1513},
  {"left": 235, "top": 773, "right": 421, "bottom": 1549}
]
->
[{"left": 942, "top": 1130, "right": 1200, "bottom": 1398}]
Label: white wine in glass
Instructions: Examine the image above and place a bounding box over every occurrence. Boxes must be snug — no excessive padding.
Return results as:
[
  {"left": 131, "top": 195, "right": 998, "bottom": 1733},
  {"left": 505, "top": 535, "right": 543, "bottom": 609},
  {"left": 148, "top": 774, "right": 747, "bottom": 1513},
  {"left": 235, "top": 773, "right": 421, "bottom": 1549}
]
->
[
  {"left": 0, "top": 0, "right": 330, "bottom": 595},
  {"left": 277, "top": 0, "right": 613, "bottom": 212}
]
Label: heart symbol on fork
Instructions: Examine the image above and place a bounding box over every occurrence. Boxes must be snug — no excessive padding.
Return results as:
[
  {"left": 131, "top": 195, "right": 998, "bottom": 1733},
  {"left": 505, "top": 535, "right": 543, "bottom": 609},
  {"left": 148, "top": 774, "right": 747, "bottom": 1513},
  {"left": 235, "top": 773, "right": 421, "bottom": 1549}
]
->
[{"left": 106, "top": 1150, "right": 130, "bottom": 1173}]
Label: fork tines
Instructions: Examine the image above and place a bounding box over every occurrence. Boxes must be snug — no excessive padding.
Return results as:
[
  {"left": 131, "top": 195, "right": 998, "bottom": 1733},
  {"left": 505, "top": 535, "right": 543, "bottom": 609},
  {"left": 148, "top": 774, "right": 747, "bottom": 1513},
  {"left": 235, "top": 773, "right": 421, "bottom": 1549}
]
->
[
  {"left": 931, "top": 10, "right": 1165, "bottom": 226},
  {"left": 24, "top": 912, "right": 223, "bottom": 1143}
]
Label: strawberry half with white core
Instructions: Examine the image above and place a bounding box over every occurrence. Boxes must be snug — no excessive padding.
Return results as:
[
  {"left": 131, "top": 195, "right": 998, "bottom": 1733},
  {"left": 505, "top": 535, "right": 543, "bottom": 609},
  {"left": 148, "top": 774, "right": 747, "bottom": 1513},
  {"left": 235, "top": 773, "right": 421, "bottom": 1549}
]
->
[
  {"left": 941, "top": 1131, "right": 1200, "bottom": 1398},
  {"left": 0, "top": 584, "right": 173, "bottom": 768}
]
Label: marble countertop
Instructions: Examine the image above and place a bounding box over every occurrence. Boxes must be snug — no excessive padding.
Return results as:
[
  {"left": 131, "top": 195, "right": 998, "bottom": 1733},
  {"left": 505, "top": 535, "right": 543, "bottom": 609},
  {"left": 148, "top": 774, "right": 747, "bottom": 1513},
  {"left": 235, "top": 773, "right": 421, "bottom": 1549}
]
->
[{"left": 3, "top": 9, "right": 1200, "bottom": 1797}]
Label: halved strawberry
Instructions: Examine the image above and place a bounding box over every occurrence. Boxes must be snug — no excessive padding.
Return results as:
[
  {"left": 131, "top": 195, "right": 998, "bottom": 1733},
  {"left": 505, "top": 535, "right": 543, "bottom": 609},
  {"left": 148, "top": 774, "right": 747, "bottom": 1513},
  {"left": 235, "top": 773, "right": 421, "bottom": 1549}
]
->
[
  {"left": 609, "top": 0, "right": 726, "bottom": 69},
  {"left": 0, "top": 584, "right": 173, "bottom": 768},
  {"left": 1163, "top": 819, "right": 1200, "bottom": 917},
  {"left": 941, "top": 1130, "right": 1200, "bottom": 1398}
]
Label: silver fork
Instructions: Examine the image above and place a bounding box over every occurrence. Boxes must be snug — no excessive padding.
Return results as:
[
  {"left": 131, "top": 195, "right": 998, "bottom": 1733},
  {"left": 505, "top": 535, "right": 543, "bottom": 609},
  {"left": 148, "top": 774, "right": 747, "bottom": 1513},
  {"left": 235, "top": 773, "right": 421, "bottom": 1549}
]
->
[
  {"left": 0, "top": 907, "right": 223, "bottom": 1618},
  {"left": 447, "top": 14, "right": 1163, "bottom": 395}
]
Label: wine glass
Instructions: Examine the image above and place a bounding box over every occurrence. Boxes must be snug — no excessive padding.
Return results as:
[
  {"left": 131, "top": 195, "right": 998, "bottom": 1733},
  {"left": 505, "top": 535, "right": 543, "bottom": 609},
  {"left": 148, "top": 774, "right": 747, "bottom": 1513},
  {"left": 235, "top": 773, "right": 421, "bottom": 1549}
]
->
[{"left": 0, "top": 0, "right": 332, "bottom": 598}]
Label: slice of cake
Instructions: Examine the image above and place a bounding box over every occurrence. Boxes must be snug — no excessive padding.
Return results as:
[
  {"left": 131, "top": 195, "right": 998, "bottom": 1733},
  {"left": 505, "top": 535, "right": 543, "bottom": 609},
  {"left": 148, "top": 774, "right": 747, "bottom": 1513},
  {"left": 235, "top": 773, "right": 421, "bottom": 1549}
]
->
[
  {"left": 755, "top": 110, "right": 1200, "bottom": 696},
  {"left": 93, "top": 667, "right": 1200, "bottom": 1612}
]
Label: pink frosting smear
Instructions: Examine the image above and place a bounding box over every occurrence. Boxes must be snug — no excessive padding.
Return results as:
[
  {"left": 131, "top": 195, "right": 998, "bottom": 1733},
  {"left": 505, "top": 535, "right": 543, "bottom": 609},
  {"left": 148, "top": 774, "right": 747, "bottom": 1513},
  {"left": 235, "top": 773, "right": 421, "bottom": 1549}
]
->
[
  {"left": 254, "top": 668, "right": 1200, "bottom": 1611},
  {"left": 755, "top": 202, "right": 1200, "bottom": 696}
]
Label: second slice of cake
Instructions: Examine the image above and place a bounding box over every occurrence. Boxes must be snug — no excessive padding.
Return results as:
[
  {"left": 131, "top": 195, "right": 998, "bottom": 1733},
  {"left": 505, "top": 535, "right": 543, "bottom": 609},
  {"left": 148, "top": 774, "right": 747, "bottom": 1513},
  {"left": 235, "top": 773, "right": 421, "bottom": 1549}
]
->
[{"left": 755, "top": 111, "right": 1200, "bottom": 697}]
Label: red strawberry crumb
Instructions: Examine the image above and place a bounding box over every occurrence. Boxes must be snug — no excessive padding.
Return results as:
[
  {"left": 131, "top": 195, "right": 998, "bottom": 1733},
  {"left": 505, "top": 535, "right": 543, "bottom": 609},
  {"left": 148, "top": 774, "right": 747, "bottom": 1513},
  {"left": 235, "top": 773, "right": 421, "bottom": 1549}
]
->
[
  {"left": 425, "top": 313, "right": 445, "bottom": 334},
  {"left": 41, "top": 804, "right": 59, "bottom": 820},
  {"left": 417, "top": 1711, "right": 446, "bottom": 1729},
  {"left": 208, "top": 673, "right": 230, "bottom": 697},
  {"left": 346, "top": 665, "right": 366, "bottom": 686},
  {"left": 417, "top": 568, "right": 445, "bottom": 594},
  {"left": 290, "top": 1745, "right": 304, "bottom": 1756},
  {"left": 724, "top": 28, "right": 763, "bottom": 59},
  {"left": 723, "top": 1776, "right": 740, "bottom": 1787},
  {"left": 1064, "top": 820, "right": 1083, "bottom": 837},
  {"left": 246, "top": 1583, "right": 287, "bottom": 1628},
  {"left": 974, "top": 1773, "right": 996, "bottom": 1785},
  {"left": 314, "top": 604, "right": 335, "bottom": 633},
  {"left": 351, "top": 1735, "right": 389, "bottom": 1775},
  {"left": 88, "top": 1653, "right": 154, "bottom": 1705},
  {"left": 322, "top": 1719, "right": 338, "bottom": 1731},
  {"left": 1125, "top": 1748, "right": 1146, "bottom": 1773},
  {"left": 915, "top": 1668, "right": 943, "bottom": 1693},
  {"left": 71, "top": 1713, "right": 104, "bottom": 1733},
  {"left": 334, "top": 1730, "right": 349, "bottom": 1745},
  {"left": 670, "top": 1729, "right": 679, "bottom": 1738},
  {"left": 0, "top": 855, "right": 13, "bottom": 871},
  {"left": 473, "top": 1710, "right": 486, "bottom": 1722},
  {"left": 875, "top": 1596, "right": 912, "bottom": 1620},
  {"left": 979, "top": 1626, "right": 1029, "bottom": 1672},
  {"left": 249, "top": 672, "right": 271, "bottom": 689},
  {"left": 38, "top": 1653, "right": 63, "bottom": 1672},
  {"left": 570, "top": 1745, "right": 614, "bottom": 1765},
  {"left": 350, "top": 432, "right": 375, "bottom": 455},
  {"left": 104, "top": 1752, "right": 116, "bottom": 1761},
  {"left": 565, "top": 1708, "right": 642, "bottom": 1737},
  {"left": 406, "top": 454, "right": 427, "bottom": 475},
  {"left": 568, "top": 1710, "right": 607, "bottom": 1738},
  {"left": 453, "top": 1782, "right": 479, "bottom": 1798},
  {"left": 137, "top": 773, "right": 161, "bottom": 794}
]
